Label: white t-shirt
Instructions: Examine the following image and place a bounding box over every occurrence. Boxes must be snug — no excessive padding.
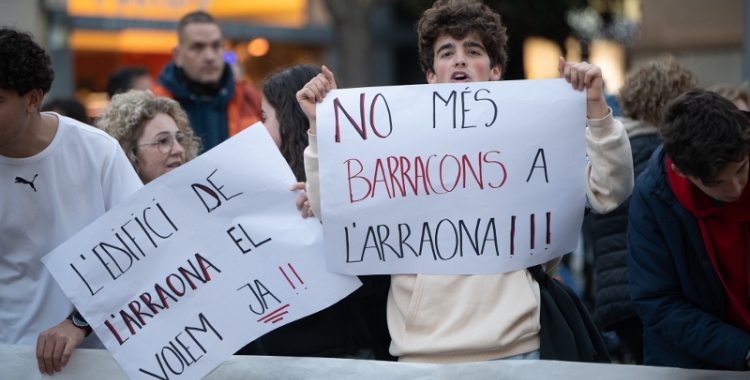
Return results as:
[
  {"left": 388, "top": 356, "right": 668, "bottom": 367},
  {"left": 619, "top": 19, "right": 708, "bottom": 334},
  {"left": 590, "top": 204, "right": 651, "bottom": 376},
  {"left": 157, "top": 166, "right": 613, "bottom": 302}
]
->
[{"left": 0, "top": 114, "right": 142, "bottom": 346}]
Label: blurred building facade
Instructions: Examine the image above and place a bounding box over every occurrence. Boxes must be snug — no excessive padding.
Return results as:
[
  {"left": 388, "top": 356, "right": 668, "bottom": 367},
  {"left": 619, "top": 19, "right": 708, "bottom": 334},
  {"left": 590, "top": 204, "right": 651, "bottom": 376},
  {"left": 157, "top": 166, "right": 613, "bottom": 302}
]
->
[
  {"left": 0, "top": 0, "right": 747, "bottom": 110},
  {"left": 632, "top": 0, "right": 744, "bottom": 88},
  {"left": 45, "top": 0, "right": 335, "bottom": 114},
  {"left": 0, "top": 0, "right": 421, "bottom": 114}
]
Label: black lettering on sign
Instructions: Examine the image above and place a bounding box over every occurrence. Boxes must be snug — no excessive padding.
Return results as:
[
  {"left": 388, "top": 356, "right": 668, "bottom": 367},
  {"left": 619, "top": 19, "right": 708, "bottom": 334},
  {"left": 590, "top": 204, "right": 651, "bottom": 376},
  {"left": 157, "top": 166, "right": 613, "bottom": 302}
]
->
[
  {"left": 526, "top": 148, "right": 549, "bottom": 183},
  {"left": 138, "top": 313, "right": 223, "bottom": 379},
  {"left": 83, "top": 201, "right": 177, "bottom": 284},
  {"left": 191, "top": 169, "right": 243, "bottom": 213},
  {"left": 434, "top": 88, "right": 498, "bottom": 129},
  {"left": 433, "top": 90, "right": 457, "bottom": 129},
  {"left": 227, "top": 223, "right": 272, "bottom": 254},
  {"left": 237, "top": 280, "right": 282, "bottom": 315},
  {"left": 345, "top": 218, "right": 501, "bottom": 263}
]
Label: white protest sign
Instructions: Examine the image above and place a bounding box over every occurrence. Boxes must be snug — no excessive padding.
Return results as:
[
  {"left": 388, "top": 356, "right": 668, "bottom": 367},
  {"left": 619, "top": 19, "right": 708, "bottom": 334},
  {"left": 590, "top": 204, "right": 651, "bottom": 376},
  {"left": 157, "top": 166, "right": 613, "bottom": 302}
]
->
[
  {"left": 42, "top": 124, "right": 361, "bottom": 380},
  {"left": 317, "top": 79, "right": 587, "bottom": 275}
]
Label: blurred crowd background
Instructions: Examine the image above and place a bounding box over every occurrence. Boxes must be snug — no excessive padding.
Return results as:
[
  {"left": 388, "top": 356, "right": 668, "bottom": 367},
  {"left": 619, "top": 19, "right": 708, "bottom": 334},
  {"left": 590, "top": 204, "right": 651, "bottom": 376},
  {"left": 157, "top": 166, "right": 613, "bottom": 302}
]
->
[{"left": 2, "top": 0, "right": 747, "bottom": 119}]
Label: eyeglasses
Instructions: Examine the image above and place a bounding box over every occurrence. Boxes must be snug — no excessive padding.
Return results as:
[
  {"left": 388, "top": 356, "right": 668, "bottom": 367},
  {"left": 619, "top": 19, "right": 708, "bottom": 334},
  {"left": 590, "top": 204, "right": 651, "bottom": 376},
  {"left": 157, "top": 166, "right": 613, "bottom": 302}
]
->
[{"left": 138, "top": 132, "right": 186, "bottom": 154}]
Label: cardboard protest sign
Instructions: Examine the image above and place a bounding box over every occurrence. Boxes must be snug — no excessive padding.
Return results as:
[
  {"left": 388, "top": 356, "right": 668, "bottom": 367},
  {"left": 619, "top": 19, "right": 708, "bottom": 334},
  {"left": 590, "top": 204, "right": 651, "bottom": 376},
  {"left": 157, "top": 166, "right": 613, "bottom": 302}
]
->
[
  {"left": 42, "top": 124, "right": 361, "bottom": 380},
  {"left": 317, "top": 79, "right": 587, "bottom": 275}
]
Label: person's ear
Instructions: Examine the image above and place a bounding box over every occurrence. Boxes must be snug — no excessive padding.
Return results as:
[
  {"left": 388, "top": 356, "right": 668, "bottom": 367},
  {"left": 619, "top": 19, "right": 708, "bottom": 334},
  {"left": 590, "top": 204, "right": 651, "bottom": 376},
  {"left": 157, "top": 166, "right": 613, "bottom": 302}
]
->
[
  {"left": 26, "top": 89, "right": 44, "bottom": 114},
  {"left": 426, "top": 69, "right": 437, "bottom": 84},
  {"left": 490, "top": 64, "right": 502, "bottom": 81},
  {"left": 671, "top": 163, "right": 688, "bottom": 178},
  {"left": 172, "top": 46, "right": 182, "bottom": 67}
]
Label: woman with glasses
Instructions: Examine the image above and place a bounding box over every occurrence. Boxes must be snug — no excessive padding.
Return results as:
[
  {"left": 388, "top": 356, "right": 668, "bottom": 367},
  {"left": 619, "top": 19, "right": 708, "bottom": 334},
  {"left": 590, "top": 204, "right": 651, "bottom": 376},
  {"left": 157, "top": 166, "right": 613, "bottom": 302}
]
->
[{"left": 97, "top": 90, "right": 200, "bottom": 184}]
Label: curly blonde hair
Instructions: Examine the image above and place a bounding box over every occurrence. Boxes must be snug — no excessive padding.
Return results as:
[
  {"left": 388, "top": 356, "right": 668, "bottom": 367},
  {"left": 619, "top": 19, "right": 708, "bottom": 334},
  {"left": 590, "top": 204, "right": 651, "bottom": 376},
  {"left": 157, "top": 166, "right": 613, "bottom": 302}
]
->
[
  {"left": 96, "top": 90, "right": 200, "bottom": 170},
  {"left": 618, "top": 57, "right": 697, "bottom": 127}
]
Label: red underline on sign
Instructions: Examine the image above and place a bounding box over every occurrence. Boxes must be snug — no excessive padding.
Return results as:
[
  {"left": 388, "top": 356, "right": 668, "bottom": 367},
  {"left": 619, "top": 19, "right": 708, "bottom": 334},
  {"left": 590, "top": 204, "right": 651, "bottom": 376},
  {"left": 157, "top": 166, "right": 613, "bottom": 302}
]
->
[
  {"left": 258, "top": 304, "right": 290, "bottom": 323},
  {"left": 271, "top": 316, "right": 285, "bottom": 324}
]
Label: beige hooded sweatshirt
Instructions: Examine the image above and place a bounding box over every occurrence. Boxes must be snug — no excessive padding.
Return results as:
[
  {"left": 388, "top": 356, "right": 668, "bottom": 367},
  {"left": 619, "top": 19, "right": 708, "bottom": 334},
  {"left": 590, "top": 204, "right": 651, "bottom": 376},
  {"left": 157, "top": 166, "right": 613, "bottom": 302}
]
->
[{"left": 303, "top": 109, "right": 633, "bottom": 363}]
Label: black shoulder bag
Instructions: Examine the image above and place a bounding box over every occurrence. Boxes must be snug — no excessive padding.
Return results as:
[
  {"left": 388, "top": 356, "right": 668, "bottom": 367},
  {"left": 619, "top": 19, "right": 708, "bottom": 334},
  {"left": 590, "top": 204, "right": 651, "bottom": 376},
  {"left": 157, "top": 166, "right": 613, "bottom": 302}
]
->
[{"left": 528, "top": 264, "right": 611, "bottom": 363}]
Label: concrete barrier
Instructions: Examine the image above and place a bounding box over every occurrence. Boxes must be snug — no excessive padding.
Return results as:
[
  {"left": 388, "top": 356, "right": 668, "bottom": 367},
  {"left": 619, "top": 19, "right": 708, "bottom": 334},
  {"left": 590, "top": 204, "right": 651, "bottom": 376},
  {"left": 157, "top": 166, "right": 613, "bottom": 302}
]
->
[{"left": 2, "top": 343, "right": 744, "bottom": 380}]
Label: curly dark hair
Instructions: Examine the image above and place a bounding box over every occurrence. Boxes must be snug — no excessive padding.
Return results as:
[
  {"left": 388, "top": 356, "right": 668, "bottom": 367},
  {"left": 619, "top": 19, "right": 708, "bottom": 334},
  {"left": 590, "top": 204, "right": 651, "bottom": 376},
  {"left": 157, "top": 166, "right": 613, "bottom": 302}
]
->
[
  {"left": 262, "top": 65, "right": 322, "bottom": 182},
  {"left": 618, "top": 57, "right": 697, "bottom": 127},
  {"left": 661, "top": 89, "right": 750, "bottom": 185},
  {"left": 417, "top": 0, "right": 508, "bottom": 76},
  {"left": 0, "top": 27, "right": 54, "bottom": 95}
]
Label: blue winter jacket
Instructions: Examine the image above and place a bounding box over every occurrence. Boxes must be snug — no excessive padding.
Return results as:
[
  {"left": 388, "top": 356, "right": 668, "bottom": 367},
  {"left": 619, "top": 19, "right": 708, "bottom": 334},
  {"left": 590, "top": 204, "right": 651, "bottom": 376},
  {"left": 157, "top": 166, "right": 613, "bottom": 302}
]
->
[
  {"left": 155, "top": 62, "right": 234, "bottom": 152},
  {"left": 627, "top": 145, "right": 750, "bottom": 370}
]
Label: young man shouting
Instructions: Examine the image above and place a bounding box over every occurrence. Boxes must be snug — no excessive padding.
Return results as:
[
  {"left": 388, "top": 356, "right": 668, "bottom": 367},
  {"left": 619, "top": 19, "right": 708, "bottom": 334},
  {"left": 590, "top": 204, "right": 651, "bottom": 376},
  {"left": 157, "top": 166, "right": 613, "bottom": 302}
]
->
[{"left": 298, "top": 0, "right": 633, "bottom": 362}]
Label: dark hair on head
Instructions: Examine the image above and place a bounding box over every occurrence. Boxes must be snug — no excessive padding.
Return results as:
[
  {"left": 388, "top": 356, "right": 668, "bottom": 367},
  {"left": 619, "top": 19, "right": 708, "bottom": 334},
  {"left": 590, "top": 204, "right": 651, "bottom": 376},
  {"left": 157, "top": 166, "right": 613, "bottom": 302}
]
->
[
  {"left": 106, "top": 66, "right": 150, "bottom": 99},
  {"left": 661, "top": 88, "right": 750, "bottom": 185},
  {"left": 0, "top": 27, "right": 54, "bottom": 95},
  {"left": 262, "top": 64, "right": 322, "bottom": 181},
  {"left": 417, "top": 0, "right": 508, "bottom": 77},
  {"left": 618, "top": 57, "right": 697, "bottom": 126},
  {"left": 177, "top": 11, "right": 218, "bottom": 43},
  {"left": 41, "top": 97, "right": 89, "bottom": 124}
]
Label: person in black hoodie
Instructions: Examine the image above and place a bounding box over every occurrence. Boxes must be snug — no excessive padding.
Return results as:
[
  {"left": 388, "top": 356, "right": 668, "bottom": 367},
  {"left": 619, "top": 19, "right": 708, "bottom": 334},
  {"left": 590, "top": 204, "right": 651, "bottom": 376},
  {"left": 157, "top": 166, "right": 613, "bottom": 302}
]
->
[
  {"left": 591, "top": 57, "right": 696, "bottom": 364},
  {"left": 235, "top": 65, "right": 394, "bottom": 360}
]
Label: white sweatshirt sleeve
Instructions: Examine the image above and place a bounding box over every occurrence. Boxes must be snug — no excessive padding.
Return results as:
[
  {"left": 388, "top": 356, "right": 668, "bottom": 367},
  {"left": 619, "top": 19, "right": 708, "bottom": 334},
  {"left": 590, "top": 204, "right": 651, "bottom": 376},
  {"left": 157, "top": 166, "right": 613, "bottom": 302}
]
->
[
  {"left": 303, "top": 131, "right": 323, "bottom": 220},
  {"left": 585, "top": 109, "right": 634, "bottom": 214}
]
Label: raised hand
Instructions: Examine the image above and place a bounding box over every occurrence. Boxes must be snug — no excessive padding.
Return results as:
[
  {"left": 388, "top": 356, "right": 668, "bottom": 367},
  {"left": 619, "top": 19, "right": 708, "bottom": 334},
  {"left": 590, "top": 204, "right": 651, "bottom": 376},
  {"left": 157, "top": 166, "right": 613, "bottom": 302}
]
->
[
  {"left": 558, "top": 57, "right": 609, "bottom": 119},
  {"left": 296, "top": 65, "right": 337, "bottom": 135}
]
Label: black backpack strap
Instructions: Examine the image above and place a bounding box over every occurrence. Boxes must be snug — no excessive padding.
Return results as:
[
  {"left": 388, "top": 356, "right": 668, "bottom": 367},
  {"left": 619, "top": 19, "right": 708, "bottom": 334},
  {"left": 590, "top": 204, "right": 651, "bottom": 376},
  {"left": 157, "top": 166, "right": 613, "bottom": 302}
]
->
[{"left": 527, "top": 264, "right": 546, "bottom": 283}]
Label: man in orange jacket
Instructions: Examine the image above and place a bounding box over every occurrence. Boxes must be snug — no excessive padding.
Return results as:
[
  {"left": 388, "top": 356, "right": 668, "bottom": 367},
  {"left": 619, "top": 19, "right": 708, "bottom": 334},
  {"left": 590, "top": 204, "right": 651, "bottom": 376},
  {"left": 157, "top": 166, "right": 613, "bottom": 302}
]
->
[{"left": 152, "top": 11, "right": 261, "bottom": 152}]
